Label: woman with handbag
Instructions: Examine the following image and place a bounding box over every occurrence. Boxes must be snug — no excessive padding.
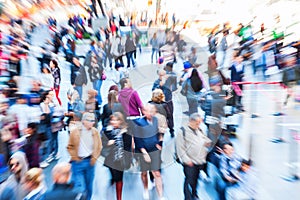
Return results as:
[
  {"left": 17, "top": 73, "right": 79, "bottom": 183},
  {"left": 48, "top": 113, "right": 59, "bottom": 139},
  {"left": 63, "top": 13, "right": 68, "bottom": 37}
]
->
[{"left": 103, "top": 112, "right": 132, "bottom": 200}]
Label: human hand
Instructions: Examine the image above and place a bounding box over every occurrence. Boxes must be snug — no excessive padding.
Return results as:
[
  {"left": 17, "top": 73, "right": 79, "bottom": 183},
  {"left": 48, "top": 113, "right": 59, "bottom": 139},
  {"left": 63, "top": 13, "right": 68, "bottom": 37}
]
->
[{"left": 143, "top": 153, "right": 151, "bottom": 163}]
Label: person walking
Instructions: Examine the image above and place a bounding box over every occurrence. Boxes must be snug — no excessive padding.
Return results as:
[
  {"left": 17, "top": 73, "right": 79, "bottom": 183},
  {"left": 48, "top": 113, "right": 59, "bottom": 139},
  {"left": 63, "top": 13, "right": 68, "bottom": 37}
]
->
[
  {"left": 49, "top": 59, "right": 62, "bottom": 106},
  {"left": 42, "top": 162, "right": 86, "bottom": 200},
  {"left": 71, "top": 56, "right": 88, "bottom": 100},
  {"left": 67, "top": 112, "right": 102, "bottom": 200},
  {"left": 133, "top": 104, "right": 166, "bottom": 200},
  {"left": 152, "top": 67, "right": 176, "bottom": 137},
  {"left": 0, "top": 151, "right": 29, "bottom": 200},
  {"left": 87, "top": 52, "right": 104, "bottom": 106},
  {"left": 175, "top": 113, "right": 211, "bottom": 200},
  {"left": 181, "top": 68, "right": 204, "bottom": 115},
  {"left": 22, "top": 168, "right": 46, "bottom": 200},
  {"left": 150, "top": 33, "right": 159, "bottom": 63},
  {"left": 103, "top": 112, "right": 132, "bottom": 200},
  {"left": 125, "top": 34, "right": 136, "bottom": 68}
]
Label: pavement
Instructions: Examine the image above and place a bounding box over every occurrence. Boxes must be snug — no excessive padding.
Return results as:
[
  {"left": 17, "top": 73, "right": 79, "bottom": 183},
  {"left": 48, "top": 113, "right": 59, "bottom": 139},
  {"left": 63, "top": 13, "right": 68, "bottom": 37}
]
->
[{"left": 1, "top": 7, "right": 300, "bottom": 199}]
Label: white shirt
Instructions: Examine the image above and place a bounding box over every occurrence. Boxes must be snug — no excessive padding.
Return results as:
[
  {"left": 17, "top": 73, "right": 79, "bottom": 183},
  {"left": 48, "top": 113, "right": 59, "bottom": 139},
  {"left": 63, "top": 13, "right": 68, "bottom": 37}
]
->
[{"left": 78, "top": 126, "right": 94, "bottom": 158}]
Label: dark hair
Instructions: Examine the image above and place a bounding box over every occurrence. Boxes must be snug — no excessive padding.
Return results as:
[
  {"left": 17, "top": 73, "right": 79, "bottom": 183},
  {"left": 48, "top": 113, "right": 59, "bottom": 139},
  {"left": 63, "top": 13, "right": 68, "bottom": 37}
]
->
[
  {"left": 40, "top": 90, "right": 50, "bottom": 103},
  {"left": 120, "top": 78, "right": 128, "bottom": 89},
  {"left": 222, "top": 142, "right": 233, "bottom": 150},
  {"left": 241, "top": 159, "right": 252, "bottom": 166},
  {"left": 109, "top": 85, "right": 119, "bottom": 93},
  {"left": 27, "top": 122, "right": 37, "bottom": 130},
  {"left": 190, "top": 69, "right": 203, "bottom": 92},
  {"left": 51, "top": 59, "right": 59, "bottom": 68}
]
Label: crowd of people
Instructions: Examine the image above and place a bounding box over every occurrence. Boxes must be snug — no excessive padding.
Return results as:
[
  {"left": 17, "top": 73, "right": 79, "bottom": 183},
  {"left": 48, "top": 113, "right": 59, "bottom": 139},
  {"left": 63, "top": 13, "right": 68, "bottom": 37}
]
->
[{"left": 3, "top": 5, "right": 300, "bottom": 200}]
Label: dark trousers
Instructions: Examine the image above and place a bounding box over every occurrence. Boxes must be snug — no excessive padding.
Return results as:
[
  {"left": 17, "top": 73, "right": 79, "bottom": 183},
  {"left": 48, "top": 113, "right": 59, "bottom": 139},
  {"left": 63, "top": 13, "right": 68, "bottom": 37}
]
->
[
  {"left": 183, "top": 164, "right": 204, "bottom": 200},
  {"left": 166, "top": 100, "right": 174, "bottom": 133}
]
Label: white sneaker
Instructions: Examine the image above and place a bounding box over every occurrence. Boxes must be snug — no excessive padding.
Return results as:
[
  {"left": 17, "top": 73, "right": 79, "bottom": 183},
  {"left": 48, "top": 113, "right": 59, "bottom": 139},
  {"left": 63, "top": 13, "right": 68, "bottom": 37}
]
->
[
  {"left": 46, "top": 155, "right": 54, "bottom": 163},
  {"left": 148, "top": 180, "right": 155, "bottom": 190},
  {"left": 143, "top": 189, "right": 150, "bottom": 199},
  {"left": 55, "top": 154, "right": 61, "bottom": 160},
  {"left": 160, "top": 197, "right": 167, "bottom": 200},
  {"left": 40, "top": 161, "right": 49, "bottom": 168}
]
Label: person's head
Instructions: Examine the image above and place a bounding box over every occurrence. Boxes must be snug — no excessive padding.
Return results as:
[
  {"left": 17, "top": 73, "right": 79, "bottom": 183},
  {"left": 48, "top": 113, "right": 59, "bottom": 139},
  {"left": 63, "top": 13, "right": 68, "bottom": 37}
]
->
[
  {"left": 222, "top": 143, "right": 234, "bottom": 157},
  {"left": 151, "top": 88, "right": 165, "bottom": 103},
  {"left": 42, "top": 65, "right": 51, "bottom": 74},
  {"left": 9, "top": 151, "right": 29, "bottom": 181},
  {"left": 191, "top": 68, "right": 199, "bottom": 77},
  {"left": 87, "top": 89, "right": 97, "bottom": 100},
  {"left": 24, "top": 122, "right": 37, "bottom": 136},
  {"left": 157, "top": 69, "right": 166, "bottom": 79},
  {"left": 72, "top": 56, "right": 81, "bottom": 66},
  {"left": 142, "top": 104, "right": 155, "bottom": 120},
  {"left": 23, "top": 168, "right": 43, "bottom": 192},
  {"left": 188, "top": 113, "right": 203, "bottom": 130},
  {"left": 108, "top": 90, "right": 118, "bottom": 105},
  {"left": 90, "top": 40, "right": 96, "bottom": 47},
  {"left": 16, "top": 93, "right": 28, "bottom": 105},
  {"left": 110, "top": 112, "right": 127, "bottom": 129},
  {"left": 108, "top": 85, "right": 119, "bottom": 93},
  {"left": 183, "top": 61, "right": 192, "bottom": 71},
  {"left": 240, "top": 159, "right": 252, "bottom": 172},
  {"left": 191, "top": 46, "right": 196, "bottom": 54},
  {"left": 82, "top": 112, "right": 95, "bottom": 130},
  {"left": 52, "top": 162, "right": 72, "bottom": 184},
  {"left": 120, "top": 78, "right": 132, "bottom": 89},
  {"left": 50, "top": 59, "right": 58, "bottom": 69},
  {"left": 164, "top": 62, "right": 173, "bottom": 72}
]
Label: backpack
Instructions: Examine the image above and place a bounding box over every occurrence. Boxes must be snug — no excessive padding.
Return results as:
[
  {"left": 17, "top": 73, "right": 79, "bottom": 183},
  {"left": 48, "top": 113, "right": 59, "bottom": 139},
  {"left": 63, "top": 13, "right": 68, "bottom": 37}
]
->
[{"left": 174, "top": 127, "right": 186, "bottom": 164}]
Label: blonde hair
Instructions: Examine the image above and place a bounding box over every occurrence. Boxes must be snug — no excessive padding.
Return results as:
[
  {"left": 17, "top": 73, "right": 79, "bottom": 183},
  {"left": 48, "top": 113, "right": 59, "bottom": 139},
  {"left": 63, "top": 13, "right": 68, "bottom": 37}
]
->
[
  {"left": 110, "top": 112, "right": 127, "bottom": 129},
  {"left": 24, "top": 168, "right": 43, "bottom": 187},
  {"left": 151, "top": 89, "right": 165, "bottom": 103}
]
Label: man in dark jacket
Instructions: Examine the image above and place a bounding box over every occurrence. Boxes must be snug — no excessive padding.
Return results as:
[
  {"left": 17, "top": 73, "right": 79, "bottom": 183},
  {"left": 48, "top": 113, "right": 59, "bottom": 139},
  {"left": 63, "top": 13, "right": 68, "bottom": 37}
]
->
[
  {"left": 41, "top": 162, "right": 85, "bottom": 200},
  {"left": 71, "top": 56, "right": 87, "bottom": 99}
]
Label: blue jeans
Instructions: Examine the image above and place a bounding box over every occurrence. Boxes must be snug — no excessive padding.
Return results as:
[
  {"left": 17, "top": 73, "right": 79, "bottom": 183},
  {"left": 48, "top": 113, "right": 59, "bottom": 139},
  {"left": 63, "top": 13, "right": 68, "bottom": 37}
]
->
[
  {"left": 126, "top": 51, "right": 135, "bottom": 68},
  {"left": 151, "top": 48, "right": 159, "bottom": 63},
  {"left": 39, "top": 127, "right": 52, "bottom": 162},
  {"left": 71, "top": 158, "right": 95, "bottom": 200},
  {"left": 92, "top": 79, "right": 103, "bottom": 105},
  {"left": 50, "top": 131, "right": 58, "bottom": 156},
  {"left": 75, "top": 85, "right": 83, "bottom": 100}
]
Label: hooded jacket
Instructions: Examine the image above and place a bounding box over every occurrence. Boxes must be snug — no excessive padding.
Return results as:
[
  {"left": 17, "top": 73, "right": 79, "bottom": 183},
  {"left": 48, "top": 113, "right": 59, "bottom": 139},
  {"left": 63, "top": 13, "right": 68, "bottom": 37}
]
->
[{"left": 118, "top": 88, "right": 143, "bottom": 117}]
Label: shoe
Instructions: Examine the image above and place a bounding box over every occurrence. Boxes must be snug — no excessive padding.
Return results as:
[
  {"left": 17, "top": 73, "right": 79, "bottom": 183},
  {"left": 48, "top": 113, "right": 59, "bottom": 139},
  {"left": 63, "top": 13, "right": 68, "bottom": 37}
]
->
[
  {"left": 46, "top": 155, "right": 54, "bottom": 163},
  {"left": 40, "top": 161, "right": 49, "bottom": 168},
  {"left": 170, "top": 132, "right": 175, "bottom": 138},
  {"left": 200, "top": 170, "right": 211, "bottom": 183},
  {"left": 160, "top": 197, "right": 167, "bottom": 200},
  {"left": 55, "top": 154, "right": 60, "bottom": 160},
  {"left": 143, "top": 189, "right": 150, "bottom": 199},
  {"left": 182, "top": 111, "right": 189, "bottom": 116},
  {"left": 148, "top": 180, "right": 155, "bottom": 190}
]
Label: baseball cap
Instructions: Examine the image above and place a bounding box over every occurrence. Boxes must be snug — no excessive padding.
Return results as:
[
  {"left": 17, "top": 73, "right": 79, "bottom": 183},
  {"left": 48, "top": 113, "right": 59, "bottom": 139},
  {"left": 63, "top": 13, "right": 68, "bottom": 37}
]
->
[{"left": 183, "top": 61, "right": 192, "bottom": 69}]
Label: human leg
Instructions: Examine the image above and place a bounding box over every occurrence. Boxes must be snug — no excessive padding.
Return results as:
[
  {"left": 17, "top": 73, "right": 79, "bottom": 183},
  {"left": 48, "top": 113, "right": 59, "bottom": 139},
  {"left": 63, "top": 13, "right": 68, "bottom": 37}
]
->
[
  {"left": 152, "top": 170, "right": 163, "bottom": 198},
  {"left": 183, "top": 164, "right": 200, "bottom": 200},
  {"left": 84, "top": 159, "right": 95, "bottom": 200}
]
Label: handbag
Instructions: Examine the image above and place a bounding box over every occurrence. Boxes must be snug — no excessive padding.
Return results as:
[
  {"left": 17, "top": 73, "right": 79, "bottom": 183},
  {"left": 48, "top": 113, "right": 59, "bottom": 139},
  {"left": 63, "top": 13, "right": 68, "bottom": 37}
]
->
[{"left": 101, "top": 71, "right": 107, "bottom": 80}]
